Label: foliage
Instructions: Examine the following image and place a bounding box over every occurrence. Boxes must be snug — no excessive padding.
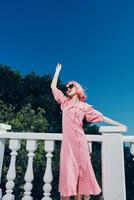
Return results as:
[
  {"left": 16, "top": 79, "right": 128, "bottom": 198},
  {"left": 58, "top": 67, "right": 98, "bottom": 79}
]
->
[
  {"left": 10, "top": 104, "right": 48, "bottom": 132},
  {"left": 0, "top": 65, "right": 133, "bottom": 200}
]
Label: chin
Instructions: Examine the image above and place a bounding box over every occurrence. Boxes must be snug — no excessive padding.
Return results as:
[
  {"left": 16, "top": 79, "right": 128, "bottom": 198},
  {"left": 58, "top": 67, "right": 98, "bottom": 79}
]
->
[
  {"left": 66, "top": 92, "right": 72, "bottom": 97},
  {"left": 67, "top": 94, "right": 73, "bottom": 98},
  {"left": 68, "top": 93, "right": 76, "bottom": 98}
]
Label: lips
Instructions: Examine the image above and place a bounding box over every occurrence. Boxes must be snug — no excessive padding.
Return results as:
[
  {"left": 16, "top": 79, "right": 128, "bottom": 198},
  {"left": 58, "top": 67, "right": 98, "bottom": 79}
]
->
[{"left": 67, "top": 90, "right": 72, "bottom": 95}]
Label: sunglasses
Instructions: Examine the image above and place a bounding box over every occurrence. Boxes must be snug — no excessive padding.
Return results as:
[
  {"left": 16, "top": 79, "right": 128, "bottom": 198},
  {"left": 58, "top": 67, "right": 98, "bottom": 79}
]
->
[{"left": 66, "top": 84, "right": 75, "bottom": 90}]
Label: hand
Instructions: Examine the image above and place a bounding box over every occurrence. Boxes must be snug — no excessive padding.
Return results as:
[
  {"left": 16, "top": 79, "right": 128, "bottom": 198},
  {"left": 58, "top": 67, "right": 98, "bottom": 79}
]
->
[
  {"left": 56, "top": 63, "right": 62, "bottom": 72},
  {"left": 119, "top": 124, "right": 128, "bottom": 131}
]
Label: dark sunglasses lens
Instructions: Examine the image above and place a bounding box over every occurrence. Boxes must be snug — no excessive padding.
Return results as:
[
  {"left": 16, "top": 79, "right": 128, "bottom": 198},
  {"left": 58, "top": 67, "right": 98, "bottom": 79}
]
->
[
  {"left": 69, "top": 84, "right": 74, "bottom": 89},
  {"left": 66, "top": 84, "right": 74, "bottom": 90}
]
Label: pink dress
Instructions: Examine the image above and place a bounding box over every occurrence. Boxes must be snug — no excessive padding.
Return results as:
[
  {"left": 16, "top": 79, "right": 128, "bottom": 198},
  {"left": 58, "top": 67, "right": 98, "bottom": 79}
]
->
[{"left": 52, "top": 88, "right": 103, "bottom": 197}]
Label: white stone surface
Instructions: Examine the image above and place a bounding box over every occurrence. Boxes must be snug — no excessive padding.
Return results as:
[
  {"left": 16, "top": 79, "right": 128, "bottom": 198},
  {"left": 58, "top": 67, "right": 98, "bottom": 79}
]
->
[
  {"left": 101, "top": 132, "right": 126, "bottom": 200},
  {"left": 2, "top": 139, "right": 20, "bottom": 200},
  {"left": 0, "top": 124, "right": 133, "bottom": 200},
  {"left": 42, "top": 141, "right": 54, "bottom": 200},
  {"left": 22, "top": 140, "right": 37, "bottom": 200}
]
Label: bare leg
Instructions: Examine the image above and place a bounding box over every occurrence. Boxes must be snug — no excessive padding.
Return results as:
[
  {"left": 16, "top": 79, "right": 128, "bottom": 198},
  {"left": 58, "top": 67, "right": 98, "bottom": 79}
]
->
[
  {"left": 61, "top": 196, "right": 70, "bottom": 200},
  {"left": 74, "top": 194, "right": 83, "bottom": 200},
  {"left": 74, "top": 175, "right": 83, "bottom": 200}
]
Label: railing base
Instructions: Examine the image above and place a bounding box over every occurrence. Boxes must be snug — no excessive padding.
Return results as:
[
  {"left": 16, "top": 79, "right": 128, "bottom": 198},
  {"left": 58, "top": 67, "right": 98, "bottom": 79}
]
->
[{"left": 2, "top": 194, "right": 14, "bottom": 200}]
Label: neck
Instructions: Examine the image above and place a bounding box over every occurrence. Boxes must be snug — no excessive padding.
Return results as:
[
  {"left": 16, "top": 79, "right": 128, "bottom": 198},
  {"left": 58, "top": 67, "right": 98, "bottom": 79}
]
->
[{"left": 71, "top": 94, "right": 80, "bottom": 104}]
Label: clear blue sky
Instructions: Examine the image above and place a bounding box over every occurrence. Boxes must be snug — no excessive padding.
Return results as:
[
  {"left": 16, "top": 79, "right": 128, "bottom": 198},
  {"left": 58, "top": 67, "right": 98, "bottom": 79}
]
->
[{"left": 0, "top": 0, "right": 134, "bottom": 134}]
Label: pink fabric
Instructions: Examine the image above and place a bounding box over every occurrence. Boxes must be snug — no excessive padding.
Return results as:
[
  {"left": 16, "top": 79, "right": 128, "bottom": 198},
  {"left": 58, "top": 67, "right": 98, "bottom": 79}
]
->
[
  {"left": 52, "top": 88, "right": 103, "bottom": 196},
  {"left": 84, "top": 104, "right": 104, "bottom": 123}
]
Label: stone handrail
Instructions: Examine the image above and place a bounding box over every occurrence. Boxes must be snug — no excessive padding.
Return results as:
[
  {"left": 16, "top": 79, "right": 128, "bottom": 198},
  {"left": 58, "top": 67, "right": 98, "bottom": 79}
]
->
[{"left": 0, "top": 124, "right": 133, "bottom": 200}]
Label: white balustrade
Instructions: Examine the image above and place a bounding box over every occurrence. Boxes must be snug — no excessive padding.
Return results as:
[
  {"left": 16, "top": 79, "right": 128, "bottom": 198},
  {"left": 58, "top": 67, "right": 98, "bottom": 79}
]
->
[
  {"left": 88, "top": 142, "right": 92, "bottom": 154},
  {"left": 99, "top": 126, "right": 127, "bottom": 200},
  {"left": 42, "top": 141, "right": 54, "bottom": 200},
  {"left": 2, "top": 139, "right": 20, "bottom": 200},
  {"left": 130, "top": 144, "right": 134, "bottom": 160},
  {"left": 22, "top": 140, "right": 37, "bottom": 200},
  {"left": 0, "top": 124, "right": 11, "bottom": 199},
  {"left": 0, "top": 138, "right": 6, "bottom": 200},
  {"left": 0, "top": 123, "right": 133, "bottom": 200}
]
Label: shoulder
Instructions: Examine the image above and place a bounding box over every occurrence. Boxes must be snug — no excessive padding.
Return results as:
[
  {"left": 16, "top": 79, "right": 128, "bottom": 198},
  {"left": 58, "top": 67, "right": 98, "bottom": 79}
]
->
[{"left": 80, "top": 102, "right": 93, "bottom": 111}]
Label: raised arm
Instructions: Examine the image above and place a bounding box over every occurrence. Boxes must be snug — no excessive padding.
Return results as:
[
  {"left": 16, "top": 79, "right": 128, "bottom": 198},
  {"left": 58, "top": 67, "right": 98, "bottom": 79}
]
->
[
  {"left": 51, "top": 63, "right": 67, "bottom": 104},
  {"left": 51, "top": 63, "right": 62, "bottom": 89}
]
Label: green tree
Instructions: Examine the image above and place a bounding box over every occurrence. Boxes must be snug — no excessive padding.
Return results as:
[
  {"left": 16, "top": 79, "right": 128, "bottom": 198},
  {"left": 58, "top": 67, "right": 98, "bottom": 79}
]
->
[
  {"left": 0, "top": 65, "right": 23, "bottom": 108},
  {"left": 10, "top": 103, "right": 48, "bottom": 132},
  {"left": 0, "top": 65, "right": 133, "bottom": 200},
  {"left": 0, "top": 102, "right": 48, "bottom": 199}
]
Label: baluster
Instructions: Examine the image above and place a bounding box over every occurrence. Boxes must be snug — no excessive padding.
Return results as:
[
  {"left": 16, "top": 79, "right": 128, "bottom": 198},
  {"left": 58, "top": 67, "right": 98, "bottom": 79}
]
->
[
  {"left": 2, "top": 139, "right": 20, "bottom": 200},
  {"left": 22, "top": 140, "right": 37, "bottom": 200},
  {"left": 42, "top": 140, "right": 54, "bottom": 200},
  {"left": 83, "top": 195, "right": 90, "bottom": 200},
  {"left": 88, "top": 142, "right": 92, "bottom": 154},
  {"left": 130, "top": 143, "right": 134, "bottom": 160},
  {"left": 0, "top": 123, "right": 11, "bottom": 199},
  {"left": 0, "top": 138, "right": 6, "bottom": 199}
]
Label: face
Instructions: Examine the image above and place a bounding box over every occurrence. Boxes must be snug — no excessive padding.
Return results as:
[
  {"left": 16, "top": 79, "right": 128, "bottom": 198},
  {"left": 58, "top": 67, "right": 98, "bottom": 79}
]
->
[{"left": 66, "top": 84, "right": 77, "bottom": 97}]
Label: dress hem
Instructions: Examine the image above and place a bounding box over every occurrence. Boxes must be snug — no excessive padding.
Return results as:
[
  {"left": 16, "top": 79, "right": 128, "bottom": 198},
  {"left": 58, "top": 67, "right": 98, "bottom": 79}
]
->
[{"left": 59, "top": 190, "right": 101, "bottom": 197}]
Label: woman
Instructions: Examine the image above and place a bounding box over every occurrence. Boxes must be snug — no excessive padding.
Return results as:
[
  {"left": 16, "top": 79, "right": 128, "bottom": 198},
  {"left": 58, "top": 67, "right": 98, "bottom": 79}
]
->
[{"left": 51, "top": 63, "right": 127, "bottom": 200}]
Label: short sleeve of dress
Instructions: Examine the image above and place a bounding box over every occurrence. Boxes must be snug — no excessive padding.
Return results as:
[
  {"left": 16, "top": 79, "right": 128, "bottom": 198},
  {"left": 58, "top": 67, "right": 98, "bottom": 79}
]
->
[
  {"left": 51, "top": 88, "right": 67, "bottom": 104},
  {"left": 84, "top": 103, "right": 104, "bottom": 123}
]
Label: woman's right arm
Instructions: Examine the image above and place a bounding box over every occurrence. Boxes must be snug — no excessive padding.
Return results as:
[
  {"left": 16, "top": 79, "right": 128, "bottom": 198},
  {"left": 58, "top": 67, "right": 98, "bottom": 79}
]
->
[
  {"left": 51, "top": 63, "right": 62, "bottom": 89},
  {"left": 51, "top": 63, "right": 67, "bottom": 104}
]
